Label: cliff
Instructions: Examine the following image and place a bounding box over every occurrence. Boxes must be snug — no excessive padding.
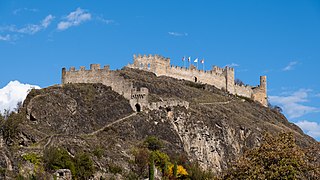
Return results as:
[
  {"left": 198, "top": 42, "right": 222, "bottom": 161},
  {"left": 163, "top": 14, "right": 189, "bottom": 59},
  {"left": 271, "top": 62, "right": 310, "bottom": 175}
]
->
[{"left": 0, "top": 68, "right": 318, "bottom": 179}]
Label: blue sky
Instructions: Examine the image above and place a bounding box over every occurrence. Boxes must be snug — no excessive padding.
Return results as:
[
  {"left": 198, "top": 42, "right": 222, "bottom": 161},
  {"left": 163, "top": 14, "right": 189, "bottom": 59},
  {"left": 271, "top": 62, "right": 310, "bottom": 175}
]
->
[{"left": 0, "top": 0, "right": 320, "bottom": 140}]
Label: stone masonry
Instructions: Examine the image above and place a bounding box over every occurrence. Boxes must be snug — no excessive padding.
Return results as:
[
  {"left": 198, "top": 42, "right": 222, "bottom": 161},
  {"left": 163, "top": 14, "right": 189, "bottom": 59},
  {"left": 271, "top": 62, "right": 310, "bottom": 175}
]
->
[
  {"left": 61, "top": 63, "right": 189, "bottom": 112},
  {"left": 61, "top": 54, "right": 267, "bottom": 109},
  {"left": 127, "top": 54, "right": 268, "bottom": 106}
]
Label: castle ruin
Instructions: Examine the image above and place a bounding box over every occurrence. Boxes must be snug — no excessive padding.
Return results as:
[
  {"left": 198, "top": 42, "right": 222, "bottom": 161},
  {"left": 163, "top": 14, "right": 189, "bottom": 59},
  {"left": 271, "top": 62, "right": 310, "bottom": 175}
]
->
[{"left": 61, "top": 54, "right": 267, "bottom": 111}]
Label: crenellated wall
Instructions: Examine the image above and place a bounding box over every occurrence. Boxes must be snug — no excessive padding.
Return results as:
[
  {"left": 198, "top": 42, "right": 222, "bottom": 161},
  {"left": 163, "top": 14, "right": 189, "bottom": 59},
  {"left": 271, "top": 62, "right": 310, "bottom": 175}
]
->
[
  {"left": 62, "top": 63, "right": 190, "bottom": 111},
  {"left": 61, "top": 54, "right": 267, "bottom": 107},
  {"left": 127, "top": 54, "right": 268, "bottom": 107},
  {"left": 62, "top": 64, "right": 133, "bottom": 100}
]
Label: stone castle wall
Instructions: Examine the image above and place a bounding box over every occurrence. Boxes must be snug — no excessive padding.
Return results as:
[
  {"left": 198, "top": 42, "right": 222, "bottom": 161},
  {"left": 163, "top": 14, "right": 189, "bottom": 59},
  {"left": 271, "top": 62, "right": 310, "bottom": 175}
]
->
[
  {"left": 127, "top": 54, "right": 267, "bottom": 106},
  {"left": 62, "top": 64, "right": 133, "bottom": 100},
  {"left": 61, "top": 54, "right": 267, "bottom": 107},
  {"left": 61, "top": 63, "right": 190, "bottom": 111}
]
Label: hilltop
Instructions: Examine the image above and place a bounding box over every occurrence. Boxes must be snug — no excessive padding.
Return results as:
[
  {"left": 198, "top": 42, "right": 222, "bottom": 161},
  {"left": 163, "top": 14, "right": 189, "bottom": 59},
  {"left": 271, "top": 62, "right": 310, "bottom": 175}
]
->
[{"left": 0, "top": 68, "right": 319, "bottom": 179}]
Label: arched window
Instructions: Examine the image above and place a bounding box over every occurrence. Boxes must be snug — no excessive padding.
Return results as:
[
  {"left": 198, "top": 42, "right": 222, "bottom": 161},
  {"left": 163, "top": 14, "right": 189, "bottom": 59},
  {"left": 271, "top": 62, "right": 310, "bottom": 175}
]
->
[{"left": 148, "top": 63, "right": 151, "bottom": 70}]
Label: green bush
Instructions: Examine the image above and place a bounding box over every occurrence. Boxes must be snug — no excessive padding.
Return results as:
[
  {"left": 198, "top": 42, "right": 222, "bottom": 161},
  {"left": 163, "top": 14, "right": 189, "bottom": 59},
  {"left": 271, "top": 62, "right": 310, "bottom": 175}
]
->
[
  {"left": 185, "top": 81, "right": 206, "bottom": 89},
  {"left": 43, "top": 147, "right": 75, "bottom": 175},
  {"left": 186, "top": 161, "right": 214, "bottom": 180},
  {"left": 222, "top": 133, "right": 320, "bottom": 179},
  {"left": 93, "top": 147, "right": 104, "bottom": 158},
  {"left": 144, "top": 136, "right": 163, "bottom": 151},
  {"left": 3, "top": 112, "right": 25, "bottom": 143},
  {"left": 44, "top": 147, "right": 95, "bottom": 179},
  {"left": 75, "top": 152, "right": 95, "bottom": 179},
  {"left": 22, "top": 153, "right": 42, "bottom": 165},
  {"left": 108, "top": 163, "right": 123, "bottom": 174}
]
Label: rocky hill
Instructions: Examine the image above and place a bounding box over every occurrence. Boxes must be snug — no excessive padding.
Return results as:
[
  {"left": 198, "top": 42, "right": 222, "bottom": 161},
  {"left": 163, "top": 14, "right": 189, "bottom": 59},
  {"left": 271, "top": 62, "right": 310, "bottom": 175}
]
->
[{"left": 0, "top": 68, "right": 319, "bottom": 179}]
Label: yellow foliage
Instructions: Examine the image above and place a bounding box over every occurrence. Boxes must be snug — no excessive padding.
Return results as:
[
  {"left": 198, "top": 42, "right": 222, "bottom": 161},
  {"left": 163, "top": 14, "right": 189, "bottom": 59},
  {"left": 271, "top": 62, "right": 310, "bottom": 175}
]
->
[{"left": 168, "top": 164, "right": 188, "bottom": 177}]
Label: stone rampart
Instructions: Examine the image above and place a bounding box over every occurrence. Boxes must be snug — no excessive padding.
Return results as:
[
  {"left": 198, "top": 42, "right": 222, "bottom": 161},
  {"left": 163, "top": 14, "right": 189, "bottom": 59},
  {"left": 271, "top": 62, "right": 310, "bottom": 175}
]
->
[
  {"left": 62, "top": 54, "right": 267, "bottom": 107},
  {"left": 234, "top": 85, "right": 253, "bottom": 98},
  {"left": 62, "top": 63, "right": 190, "bottom": 112},
  {"left": 148, "top": 100, "right": 189, "bottom": 111},
  {"left": 62, "top": 64, "right": 134, "bottom": 106},
  {"left": 127, "top": 54, "right": 268, "bottom": 107}
]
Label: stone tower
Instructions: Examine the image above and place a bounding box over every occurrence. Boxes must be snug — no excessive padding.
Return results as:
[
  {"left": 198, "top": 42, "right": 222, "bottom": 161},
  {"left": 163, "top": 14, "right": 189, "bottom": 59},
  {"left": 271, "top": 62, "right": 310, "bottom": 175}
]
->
[
  {"left": 260, "top": 76, "right": 267, "bottom": 93},
  {"left": 225, "top": 67, "right": 235, "bottom": 94}
]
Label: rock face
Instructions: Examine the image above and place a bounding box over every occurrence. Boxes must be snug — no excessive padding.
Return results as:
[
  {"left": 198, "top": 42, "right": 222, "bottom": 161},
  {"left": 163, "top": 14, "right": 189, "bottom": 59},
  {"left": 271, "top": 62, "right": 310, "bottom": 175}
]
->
[
  {"left": 25, "top": 83, "right": 133, "bottom": 135},
  {"left": 0, "top": 68, "right": 318, "bottom": 179}
]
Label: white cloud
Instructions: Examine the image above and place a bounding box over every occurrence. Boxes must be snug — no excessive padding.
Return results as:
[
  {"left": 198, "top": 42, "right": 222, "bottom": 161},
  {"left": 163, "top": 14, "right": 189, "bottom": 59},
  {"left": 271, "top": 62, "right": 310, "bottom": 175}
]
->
[
  {"left": 0, "top": 34, "right": 11, "bottom": 41},
  {"left": 225, "top": 63, "right": 239, "bottom": 67},
  {"left": 13, "top": 8, "right": 38, "bottom": 15},
  {"left": 269, "top": 89, "right": 319, "bottom": 119},
  {"left": 295, "top": 120, "right": 320, "bottom": 139},
  {"left": 57, "top": 8, "right": 91, "bottom": 31},
  {"left": 17, "top": 15, "right": 55, "bottom": 34},
  {"left": 282, "top": 61, "right": 298, "bottom": 71},
  {"left": 168, "top": 32, "right": 188, "bottom": 36},
  {"left": 97, "top": 16, "right": 115, "bottom": 24},
  {"left": 0, "top": 81, "right": 40, "bottom": 114},
  {"left": 0, "top": 15, "right": 55, "bottom": 35}
]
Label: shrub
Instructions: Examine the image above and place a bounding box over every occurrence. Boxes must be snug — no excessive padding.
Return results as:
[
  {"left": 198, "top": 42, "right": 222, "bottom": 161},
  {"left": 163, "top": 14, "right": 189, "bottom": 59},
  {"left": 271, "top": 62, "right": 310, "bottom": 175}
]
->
[
  {"left": 153, "top": 150, "right": 170, "bottom": 170},
  {"left": 22, "top": 153, "right": 41, "bottom": 165},
  {"left": 133, "top": 148, "right": 150, "bottom": 177},
  {"left": 169, "top": 163, "right": 188, "bottom": 178},
  {"left": 44, "top": 147, "right": 95, "bottom": 179},
  {"left": 234, "top": 79, "right": 245, "bottom": 86},
  {"left": 144, "top": 136, "right": 163, "bottom": 151},
  {"left": 93, "top": 147, "right": 104, "bottom": 158},
  {"left": 222, "top": 132, "right": 319, "bottom": 179},
  {"left": 108, "top": 163, "right": 123, "bottom": 175},
  {"left": 75, "top": 152, "right": 95, "bottom": 179},
  {"left": 2, "top": 112, "right": 25, "bottom": 144},
  {"left": 186, "top": 162, "right": 214, "bottom": 180},
  {"left": 43, "top": 147, "right": 75, "bottom": 175}
]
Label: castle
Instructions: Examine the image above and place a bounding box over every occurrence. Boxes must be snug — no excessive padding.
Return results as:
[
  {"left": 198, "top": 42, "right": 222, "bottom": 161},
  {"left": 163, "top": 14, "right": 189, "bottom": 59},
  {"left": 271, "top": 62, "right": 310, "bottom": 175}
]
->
[
  {"left": 127, "top": 54, "right": 267, "bottom": 106},
  {"left": 61, "top": 54, "right": 267, "bottom": 111}
]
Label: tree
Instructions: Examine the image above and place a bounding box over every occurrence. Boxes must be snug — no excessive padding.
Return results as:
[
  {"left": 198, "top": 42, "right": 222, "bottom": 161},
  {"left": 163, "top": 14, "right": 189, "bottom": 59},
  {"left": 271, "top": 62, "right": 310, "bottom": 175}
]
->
[
  {"left": 149, "top": 153, "right": 155, "bottom": 180},
  {"left": 14, "top": 101, "right": 23, "bottom": 113},
  {"left": 173, "top": 161, "right": 178, "bottom": 178},
  {"left": 133, "top": 148, "right": 150, "bottom": 177},
  {"left": 75, "top": 152, "right": 94, "bottom": 179},
  {"left": 144, "top": 136, "right": 163, "bottom": 151},
  {"left": 43, "top": 147, "right": 75, "bottom": 175},
  {"left": 268, "top": 102, "right": 283, "bottom": 113},
  {"left": 234, "top": 79, "right": 245, "bottom": 86},
  {"left": 222, "top": 132, "right": 319, "bottom": 179}
]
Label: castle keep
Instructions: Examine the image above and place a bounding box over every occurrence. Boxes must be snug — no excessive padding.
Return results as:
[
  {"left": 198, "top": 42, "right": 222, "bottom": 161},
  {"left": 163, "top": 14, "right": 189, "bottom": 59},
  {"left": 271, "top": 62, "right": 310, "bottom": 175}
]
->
[{"left": 61, "top": 54, "right": 267, "bottom": 111}]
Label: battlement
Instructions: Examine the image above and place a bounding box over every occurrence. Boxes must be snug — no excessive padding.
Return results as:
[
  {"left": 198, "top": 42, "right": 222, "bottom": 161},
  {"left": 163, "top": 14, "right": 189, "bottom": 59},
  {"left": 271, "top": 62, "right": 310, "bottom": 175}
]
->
[
  {"left": 61, "top": 54, "right": 267, "bottom": 107},
  {"left": 127, "top": 54, "right": 268, "bottom": 107},
  {"left": 63, "top": 64, "right": 110, "bottom": 73},
  {"left": 133, "top": 54, "right": 170, "bottom": 62},
  {"left": 131, "top": 87, "right": 149, "bottom": 94}
]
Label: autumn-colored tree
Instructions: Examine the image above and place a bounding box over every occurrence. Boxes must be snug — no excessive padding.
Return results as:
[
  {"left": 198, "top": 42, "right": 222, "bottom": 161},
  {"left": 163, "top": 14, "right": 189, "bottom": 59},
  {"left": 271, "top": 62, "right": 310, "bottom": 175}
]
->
[
  {"left": 133, "top": 148, "right": 150, "bottom": 177},
  {"left": 222, "top": 132, "right": 320, "bottom": 180},
  {"left": 168, "top": 163, "right": 188, "bottom": 179}
]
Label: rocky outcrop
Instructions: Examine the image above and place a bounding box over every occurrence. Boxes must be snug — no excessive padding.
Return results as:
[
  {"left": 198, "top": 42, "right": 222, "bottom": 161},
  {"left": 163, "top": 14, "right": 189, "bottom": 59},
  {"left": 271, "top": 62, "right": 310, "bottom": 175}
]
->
[{"left": 0, "top": 68, "right": 318, "bottom": 179}]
